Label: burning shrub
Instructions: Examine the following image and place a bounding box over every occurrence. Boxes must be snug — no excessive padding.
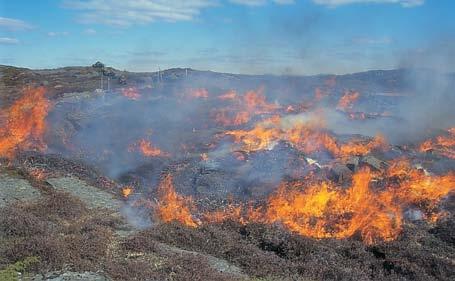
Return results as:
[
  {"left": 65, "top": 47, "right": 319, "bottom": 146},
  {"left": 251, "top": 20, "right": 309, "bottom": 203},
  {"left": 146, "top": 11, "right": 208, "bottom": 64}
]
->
[
  {"left": 155, "top": 174, "right": 198, "bottom": 227},
  {"left": 0, "top": 87, "right": 52, "bottom": 159}
]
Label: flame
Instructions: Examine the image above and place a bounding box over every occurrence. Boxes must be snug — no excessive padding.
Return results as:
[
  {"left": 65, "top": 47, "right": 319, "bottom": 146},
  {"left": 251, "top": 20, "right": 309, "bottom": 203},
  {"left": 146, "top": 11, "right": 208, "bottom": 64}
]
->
[
  {"left": 156, "top": 174, "right": 198, "bottom": 227},
  {"left": 257, "top": 169, "right": 402, "bottom": 244},
  {"left": 226, "top": 116, "right": 282, "bottom": 151},
  {"left": 203, "top": 204, "right": 245, "bottom": 224},
  {"left": 218, "top": 90, "right": 237, "bottom": 100},
  {"left": 122, "top": 186, "right": 133, "bottom": 198},
  {"left": 129, "top": 139, "right": 168, "bottom": 157},
  {"left": 200, "top": 153, "right": 209, "bottom": 161},
  {"left": 187, "top": 88, "right": 209, "bottom": 99},
  {"left": 203, "top": 161, "right": 455, "bottom": 244},
  {"left": 388, "top": 160, "right": 455, "bottom": 209},
  {"left": 338, "top": 135, "right": 387, "bottom": 157},
  {"left": 121, "top": 87, "right": 141, "bottom": 100},
  {"left": 213, "top": 109, "right": 250, "bottom": 126},
  {"left": 151, "top": 160, "right": 454, "bottom": 244},
  {"left": 0, "top": 87, "right": 52, "bottom": 158},
  {"left": 225, "top": 114, "right": 386, "bottom": 157},
  {"left": 419, "top": 128, "right": 455, "bottom": 159},
  {"left": 243, "top": 87, "right": 280, "bottom": 113},
  {"left": 28, "top": 168, "right": 47, "bottom": 181},
  {"left": 212, "top": 87, "right": 280, "bottom": 126},
  {"left": 337, "top": 91, "right": 360, "bottom": 111}
]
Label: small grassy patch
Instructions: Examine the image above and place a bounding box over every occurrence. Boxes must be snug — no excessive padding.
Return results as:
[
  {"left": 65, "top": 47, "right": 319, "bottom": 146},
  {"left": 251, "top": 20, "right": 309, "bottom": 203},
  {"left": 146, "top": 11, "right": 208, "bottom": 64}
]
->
[{"left": 0, "top": 256, "right": 39, "bottom": 281}]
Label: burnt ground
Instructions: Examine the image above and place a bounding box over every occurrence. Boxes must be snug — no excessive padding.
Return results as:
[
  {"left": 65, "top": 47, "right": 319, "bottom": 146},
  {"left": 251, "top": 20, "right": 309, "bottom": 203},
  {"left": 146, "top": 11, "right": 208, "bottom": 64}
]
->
[{"left": 0, "top": 156, "right": 454, "bottom": 281}]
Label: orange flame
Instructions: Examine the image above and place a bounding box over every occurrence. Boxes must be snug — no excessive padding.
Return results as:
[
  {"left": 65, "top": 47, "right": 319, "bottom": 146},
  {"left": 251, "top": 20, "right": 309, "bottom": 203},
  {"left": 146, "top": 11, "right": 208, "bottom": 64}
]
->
[
  {"left": 218, "top": 90, "right": 237, "bottom": 100},
  {"left": 257, "top": 168, "right": 402, "bottom": 245},
  {"left": 121, "top": 87, "right": 141, "bottom": 100},
  {"left": 203, "top": 161, "right": 455, "bottom": 244},
  {"left": 419, "top": 128, "right": 455, "bottom": 159},
  {"left": 187, "top": 88, "right": 209, "bottom": 99},
  {"left": 122, "top": 186, "right": 133, "bottom": 198},
  {"left": 213, "top": 109, "right": 250, "bottom": 126},
  {"left": 337, "top": 91, "right": 360, "bottom": 111},
  {"left": 0, "top": 87, "right": 52, "bottom": 158},
  {"left": 225, "top": 115, "right": 386, "bottom": 157},
  {"left": 129, "top": 139, "right": 168, "bottom": 157},
  {"left": 243, "top": 87, "right": 280, "bottom": 113},
  {"left": 28, "top": 168, "right": 47, "bottom": 181},
  {"left": 212, "top": 87, "right": 280, "bottom": 126},
  {"left": 156, "top": 174, "right": 198, "bottom": 227}
]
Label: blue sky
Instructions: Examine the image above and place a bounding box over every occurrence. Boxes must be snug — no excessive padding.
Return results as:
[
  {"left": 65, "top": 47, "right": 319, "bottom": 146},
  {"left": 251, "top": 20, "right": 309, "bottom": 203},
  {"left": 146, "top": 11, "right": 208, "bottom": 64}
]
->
[{"left": 0, "top": 0, "right": 454, "bottom": 75}]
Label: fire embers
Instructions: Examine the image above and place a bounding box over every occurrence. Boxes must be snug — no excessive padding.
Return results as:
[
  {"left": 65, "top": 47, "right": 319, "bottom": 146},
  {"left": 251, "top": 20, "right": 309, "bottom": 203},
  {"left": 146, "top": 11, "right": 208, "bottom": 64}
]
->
[
  {"left": 153, "top": 161, "right": 455, "bottom": 245},
  {"left": 0, "top": 87, "right": 52, "bottom": 158},
  {"left": 419, "top": 127, "right": 455, "bottom": 159}
]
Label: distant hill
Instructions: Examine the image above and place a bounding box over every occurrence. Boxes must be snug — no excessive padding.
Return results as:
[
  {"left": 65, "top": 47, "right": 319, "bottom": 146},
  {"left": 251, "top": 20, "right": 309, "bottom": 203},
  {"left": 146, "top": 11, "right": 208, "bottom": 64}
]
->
[{"left": 0, "top": 64, "right": 451, "bottom": 107}]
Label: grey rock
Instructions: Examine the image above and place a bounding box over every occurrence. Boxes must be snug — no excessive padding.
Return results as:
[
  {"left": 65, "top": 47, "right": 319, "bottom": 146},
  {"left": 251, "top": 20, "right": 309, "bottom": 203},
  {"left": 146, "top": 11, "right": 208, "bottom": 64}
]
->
[
  {"left": 0, "top": 172, "right": 40, "bottom": 208},
  {"left": 30, "top": 271, "right": 110, "bottom": 281},
  {"left": 46, "top": 177, "right": 121, "bottom": 212},
  {"left": 361, "top": 155, "right": 387, "bottom": 171}
]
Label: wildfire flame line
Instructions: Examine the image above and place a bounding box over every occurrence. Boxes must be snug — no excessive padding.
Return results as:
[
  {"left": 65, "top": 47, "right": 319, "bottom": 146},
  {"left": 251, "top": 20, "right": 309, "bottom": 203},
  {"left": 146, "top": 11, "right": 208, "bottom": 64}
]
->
[
  {"left": 419, "top": 128, "right": 455, "bottom": 159},
  {"left": 156, "top": 174, "right": 198, "bottom": 227},
  {"left": 154, "top": 161, "right": 454, "bottom": 245},
  {"left": 0, "top": 87, "right": 52, "bottom": 158},
  {"left": 225, "top": 115, "right": 387, "bottom": 157},
  {"left": 212, "top": 87, "right": 280, "bottom": 126}
]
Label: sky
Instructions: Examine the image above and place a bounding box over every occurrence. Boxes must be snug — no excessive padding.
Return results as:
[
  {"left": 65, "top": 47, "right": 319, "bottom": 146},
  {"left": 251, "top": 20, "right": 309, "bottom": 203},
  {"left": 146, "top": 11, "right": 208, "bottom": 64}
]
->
[{"left": 0, "top": 0, "right": 454, "bottom": 75}]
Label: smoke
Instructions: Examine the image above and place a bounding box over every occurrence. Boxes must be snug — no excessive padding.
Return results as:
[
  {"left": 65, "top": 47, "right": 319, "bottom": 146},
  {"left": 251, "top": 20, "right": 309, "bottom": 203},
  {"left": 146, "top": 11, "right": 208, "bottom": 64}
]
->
[
  {"left": 390, "top": 42, "right": 455, "bottom": 141},
  {"left": 43, "top": 41, "right": 455, "bottom": 229}
]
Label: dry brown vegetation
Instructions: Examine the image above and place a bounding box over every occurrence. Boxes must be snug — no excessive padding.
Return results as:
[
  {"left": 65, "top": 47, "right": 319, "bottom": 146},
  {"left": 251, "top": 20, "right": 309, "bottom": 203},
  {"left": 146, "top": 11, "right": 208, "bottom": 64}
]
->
[
  {"left": 0, "top": 189, "right": 455, "bottom": 280},
  {"left": 0, "top": 191, "right": 116, "bottom": 272},
  {"left": 140, "top": 220, "right": 455, "bottom": 281},
  {"left": 0, "top": 191, "right": 241, "bottom": 280}
]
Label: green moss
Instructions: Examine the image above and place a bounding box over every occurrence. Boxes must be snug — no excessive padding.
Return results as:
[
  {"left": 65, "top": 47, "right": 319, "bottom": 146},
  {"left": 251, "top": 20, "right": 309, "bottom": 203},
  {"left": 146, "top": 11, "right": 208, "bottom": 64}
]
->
[{"left": 0, "top": 256, "right": 40, "bottom": 281}]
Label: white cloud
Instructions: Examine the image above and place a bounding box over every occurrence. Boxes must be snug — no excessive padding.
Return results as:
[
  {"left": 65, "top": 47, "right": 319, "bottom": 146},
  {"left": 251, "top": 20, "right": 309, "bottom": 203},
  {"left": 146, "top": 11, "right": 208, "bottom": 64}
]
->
[
  {"left": 229, "top": 0, "right": 294, "bottom": 5},
  {"left": 63, "top": 0, "right": 217, "bottom": 26},
  {"left": 47, "top": 31, "right": 70, "bottom": 37},
  {"left": 83, "top": 28, "right": 97, "bottom": 35},
  {"left": 0, "top": 37, "right": 20, "bottom": 44},
  {"left": 312, "top": 0, "right": 424, "bottom": 8},
  {"left": 0, "top": 17, "right": 33, "bottom": 31}
]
